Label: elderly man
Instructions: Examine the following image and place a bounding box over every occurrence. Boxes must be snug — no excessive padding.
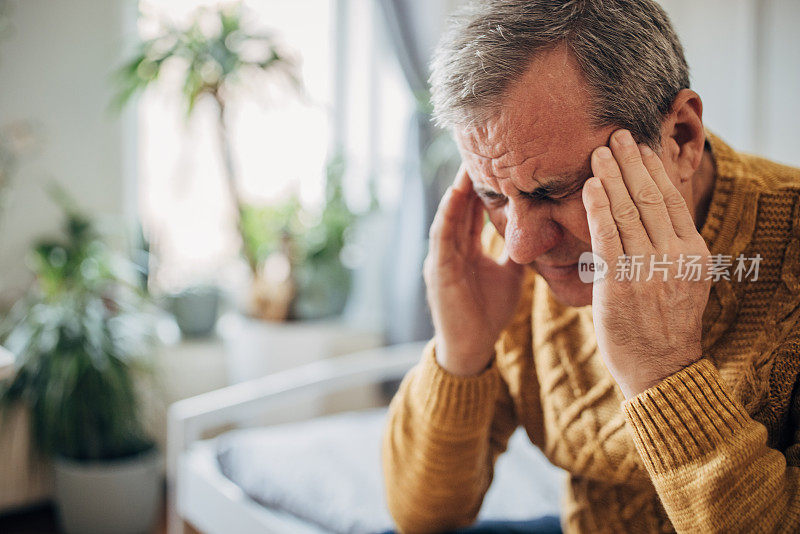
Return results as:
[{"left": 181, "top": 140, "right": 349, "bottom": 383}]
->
[{"left": 382, "top": 1, "right": 800, "bottom": 533}]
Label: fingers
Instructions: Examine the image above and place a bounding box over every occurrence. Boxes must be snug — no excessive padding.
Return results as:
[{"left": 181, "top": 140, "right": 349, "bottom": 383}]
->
[
  {"left": 591, "top": 146, "right": 652, "bottom": 256},
  {"left": 607, "top": 130, "right": 676, "bottom": 250},
  {"left": 452, "top": 163, "right": 473, "bottom": 194},
  {"left": 452, "top": 163, "right": 482, "bottom": 255},
  {"left": 469, "top": 189, "right": 485, "bottom": 256},
  {"left": 452, "top": 165, "right": 480, "bottom": 256},
  {"left": 428, "top": 164, "right": 481, "bottom": 265},
  {"left": 638, "top": 144, "right": 698, "bottom": 238},
  {"left": 429, "top": 186, "right": 454, "bottom": 243},
  {"left": 582, "top": 176, "right": 624, "bottom": 267}
]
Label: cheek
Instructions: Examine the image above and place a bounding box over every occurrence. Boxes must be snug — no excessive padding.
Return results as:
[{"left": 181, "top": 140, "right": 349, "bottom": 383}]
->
[
  {"left": 484, "top": 200, "right": 589, "bottom": 243},
  {"left": 553, "top": 198, "right": 592, "bottom": 244}
]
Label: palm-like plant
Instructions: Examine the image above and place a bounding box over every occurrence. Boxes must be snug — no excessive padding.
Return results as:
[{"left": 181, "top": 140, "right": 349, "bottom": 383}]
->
[
  {"left": 241, "top": 156, "right": 357, "bottom": 320},
  {"left": 113, "top": 3, "right": 300, "bottom": 274},
  {"left": 0, "top": 190, "right": 156, "bottom": 461}
]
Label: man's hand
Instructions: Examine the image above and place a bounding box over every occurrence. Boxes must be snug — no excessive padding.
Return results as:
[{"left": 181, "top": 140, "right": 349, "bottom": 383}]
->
[
  {"left": 582, "top": 129, "right": 712, "bottom": 399},
  {"left": 424, "top": 165, "right": 525, "bottom": 376}
]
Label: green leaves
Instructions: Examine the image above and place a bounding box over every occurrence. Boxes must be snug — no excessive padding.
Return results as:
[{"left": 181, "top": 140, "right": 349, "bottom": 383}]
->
[
  {"left": 239, "top": 157, "right": 360, "bottom": 318},
  {"left": 111, "top": 3, "right": 299, "bottom": 117},
  {"left": 240, "top": 157, "right": 357, "bottom": 272},
  {"left": 0, "top": 195, "right": 155, "bottom": 461},
  {"left": 240, "top": 196, "right": 300, "bottom": 265}
]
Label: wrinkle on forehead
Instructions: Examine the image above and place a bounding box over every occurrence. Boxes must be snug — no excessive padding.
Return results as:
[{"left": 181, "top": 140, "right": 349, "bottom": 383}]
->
[{"left": 454, "top": 45, "right": 606, "bottom": 189}]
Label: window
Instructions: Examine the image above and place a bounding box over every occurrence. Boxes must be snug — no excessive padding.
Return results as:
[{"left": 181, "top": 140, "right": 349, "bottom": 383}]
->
[{"left": 137, "top": 0, "right": 413, "bottom": 296}]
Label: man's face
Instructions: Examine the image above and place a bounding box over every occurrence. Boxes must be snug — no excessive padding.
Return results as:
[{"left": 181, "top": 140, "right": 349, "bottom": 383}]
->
[{"left": 455, "top": 46, "right": 617, "bottom": 307}]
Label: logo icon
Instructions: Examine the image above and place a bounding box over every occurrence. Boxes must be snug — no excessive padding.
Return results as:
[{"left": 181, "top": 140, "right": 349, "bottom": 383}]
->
[{"left": 578, "top": 251, "right": 608, "bottom": 283}]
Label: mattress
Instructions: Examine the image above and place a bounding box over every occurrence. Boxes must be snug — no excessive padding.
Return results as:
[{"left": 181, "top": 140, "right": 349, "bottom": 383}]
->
[{"left": 216, "top": 407, "right": 565, "bottom": 534}]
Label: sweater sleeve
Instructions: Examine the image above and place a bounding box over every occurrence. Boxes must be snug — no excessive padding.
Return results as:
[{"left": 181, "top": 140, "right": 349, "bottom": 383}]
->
[
  {"left": 381, "top": 339, "right": 520, "bottom": 533},
  {"left": 622, "top": 342, "right": 800, "bottom": 533}
]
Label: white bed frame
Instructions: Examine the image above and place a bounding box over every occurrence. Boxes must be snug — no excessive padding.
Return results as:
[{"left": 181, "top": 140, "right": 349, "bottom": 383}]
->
[{"left": 166, "top": 342, "right": 424, "bottom": 534}]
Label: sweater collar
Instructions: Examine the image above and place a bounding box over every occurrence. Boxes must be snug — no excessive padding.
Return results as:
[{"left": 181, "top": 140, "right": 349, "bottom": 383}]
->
[
  {"left": 699, "top": 131, "right": 751, "bottom": 255},
  {"left": 697, "top": 131, "right": 760, "bottom": 350}
]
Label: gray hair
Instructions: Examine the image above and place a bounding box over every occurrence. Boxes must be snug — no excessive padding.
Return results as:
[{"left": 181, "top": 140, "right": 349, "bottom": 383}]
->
[{"left": 429, "top": 0, "right": 690, "bottom": 148}]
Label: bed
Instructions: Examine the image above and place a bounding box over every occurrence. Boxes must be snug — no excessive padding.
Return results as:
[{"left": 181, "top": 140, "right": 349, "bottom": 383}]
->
[{"left": 167, "top": 343, "right": 565, "bottom": 534}]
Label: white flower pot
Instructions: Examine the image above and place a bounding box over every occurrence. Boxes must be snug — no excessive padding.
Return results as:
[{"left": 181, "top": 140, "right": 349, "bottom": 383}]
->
[
  {"left": 53, "top": 448, "right": 160, "bottom": 534},
  {"left": 218, "top": 313, "right": 383, "bottom": 425},
  {"left": 219, "top": 313, "right": 383, "bottom": 384}
]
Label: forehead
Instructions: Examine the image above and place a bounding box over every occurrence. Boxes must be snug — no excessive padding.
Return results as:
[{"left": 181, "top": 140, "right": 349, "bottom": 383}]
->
[{"left": 455, "top": 45, "right": 612, "bottom": 184}]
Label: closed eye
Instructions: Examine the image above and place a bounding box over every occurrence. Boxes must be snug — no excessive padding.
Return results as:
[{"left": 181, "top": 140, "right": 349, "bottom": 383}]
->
[
  {"left": 525, "top": 180, "right": 587, "bottom": 203},
  {"left": 522, "top": 190, "right": 556, "bottom": 203},
  {"left": 521, "top": 189, "right": 575, "bottom": 204},
  {"left": 476, "top": 179, "right": 586, "bottom": 206},
  {"left": 477, "top": 190, "right": 507, "bottom": 205}
]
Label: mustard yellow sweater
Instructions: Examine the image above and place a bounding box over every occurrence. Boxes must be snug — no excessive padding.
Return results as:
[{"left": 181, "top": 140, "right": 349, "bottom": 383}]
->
[{"left": 382, "top": 132, "right": 800, "bottom": 533}]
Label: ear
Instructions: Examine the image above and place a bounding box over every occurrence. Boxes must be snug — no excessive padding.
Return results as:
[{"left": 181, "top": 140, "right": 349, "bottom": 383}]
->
[{"left": 659, "top": 89, "right": 705, "bottom": 183}]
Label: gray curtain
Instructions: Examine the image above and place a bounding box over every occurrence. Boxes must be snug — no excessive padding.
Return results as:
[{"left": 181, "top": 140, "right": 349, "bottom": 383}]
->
[{"left": 377, "top": 0, "right": 454, "bottom": 344}]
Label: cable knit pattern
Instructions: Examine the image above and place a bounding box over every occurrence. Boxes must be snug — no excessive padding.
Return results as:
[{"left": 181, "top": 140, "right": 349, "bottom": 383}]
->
[{"left": 382, "top": 132, "right": 800, "bottom": 533}]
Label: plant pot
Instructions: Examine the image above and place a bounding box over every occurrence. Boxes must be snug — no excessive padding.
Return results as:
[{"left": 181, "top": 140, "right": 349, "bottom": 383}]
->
[
  {"left": 167, "top": 285, "right": 220, "bottom": 338},
  {"left": 53, "top": 447, "right": 161, "bottom": 534},
  {"left": 291, "top": 259, "right": 352, "bottom": 321},
  {"left": 218, "top": 312, "right": 383, "bottom": 384},
  {"left": 220, "top": 313, "right": 334, "bottom": 384}
]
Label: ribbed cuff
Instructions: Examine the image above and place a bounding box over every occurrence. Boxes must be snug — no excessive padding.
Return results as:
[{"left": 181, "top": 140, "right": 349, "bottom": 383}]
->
[
  {"left": 409, "top": 339, "right": 500, "bottom": 433},
  {"left": 622, "top": 358, "right": 751, "bottom": 475}
]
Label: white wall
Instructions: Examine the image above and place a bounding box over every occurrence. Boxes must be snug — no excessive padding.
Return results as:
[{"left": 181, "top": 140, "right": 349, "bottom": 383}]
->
[
  {"left": 660, "top": 0, "right": 800, "bottom": 166},
  {"left": 758, "top": 0, "right": 800, "bottom": 166},
  {"left": 0, "top": 0, "right": 136, "bottom": 307}
]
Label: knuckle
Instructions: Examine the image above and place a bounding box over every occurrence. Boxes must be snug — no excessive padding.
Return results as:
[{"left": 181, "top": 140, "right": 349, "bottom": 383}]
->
[
  {"left": 634, "top": 185, "right": 663, "bottom": 206},
  {"left": 664, "top": 192, "right": 688, "bottom": 211},
  {"left": 641, "top": 148, "right": 659, "bottom": 162},
  {"left": 612, "top": 202, "right": 641, "bottom": 225},
  {"left": 620, "top": 152, "right": 641, "bottom": 166},
  {"left": 601, "top": 171, "right": 624, "bottom": 184},
  {"left": 588, "top": 198, "right": 610, "bottom": 213},
  {"left": 594, "top": 221, "right": 620, "bottom": 242}
]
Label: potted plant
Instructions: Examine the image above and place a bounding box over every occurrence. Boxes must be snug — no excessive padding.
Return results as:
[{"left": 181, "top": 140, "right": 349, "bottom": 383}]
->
[
  {"left": 0, "top": 191, "right": 159, "bottom": 534},
  {"left": 221, "top": 156, "right": 370, "bottom": 383},
  {"left": 241, "top": 156, "right": 358, "bottom": 321},
  {"left": 113, "top": 3, "right": 301, "bottom": 329}
]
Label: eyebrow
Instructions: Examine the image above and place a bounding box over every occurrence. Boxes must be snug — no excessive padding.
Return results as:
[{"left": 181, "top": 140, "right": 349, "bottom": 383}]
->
[{"left": 474, "top": 170, "right": 589, "bottom": 200}]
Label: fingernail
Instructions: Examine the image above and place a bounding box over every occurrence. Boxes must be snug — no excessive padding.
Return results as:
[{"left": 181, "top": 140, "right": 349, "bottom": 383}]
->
[
  {"left": 639, "top": 144, "right": 654, "bottom": 156},
  {"left": 595, "top": 146, "right": 613, "bottom": 159},
  {"left": 615, "top": 130, "right": 635, "bottom": 146}
]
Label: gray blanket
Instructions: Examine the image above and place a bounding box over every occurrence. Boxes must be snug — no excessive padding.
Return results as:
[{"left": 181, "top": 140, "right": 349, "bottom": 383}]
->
[{"left": 217, "top": 407, "right": 565, "bottom": 534}]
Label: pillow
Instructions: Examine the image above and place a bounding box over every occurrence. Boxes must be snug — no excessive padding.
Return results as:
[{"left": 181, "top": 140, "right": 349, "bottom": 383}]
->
[{"left": 217, "top": 407, "right": 564, "bottom": 534}]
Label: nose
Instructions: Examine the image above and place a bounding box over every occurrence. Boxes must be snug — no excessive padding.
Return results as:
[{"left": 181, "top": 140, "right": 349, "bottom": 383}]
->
[{"left": 503, "top": 200, "right": 563, "bottom": 264}]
